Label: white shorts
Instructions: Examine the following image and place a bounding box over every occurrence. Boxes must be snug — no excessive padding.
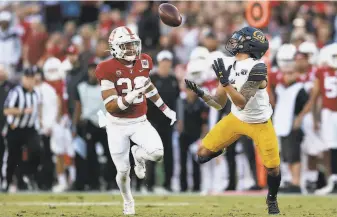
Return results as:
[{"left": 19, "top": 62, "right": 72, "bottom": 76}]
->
[
  {"left": 301, "top": 113, "right": 327, "bottom": 156},
  {"left": 105, "top": 118, "right": 163, "bottom": 171},
  {"left": 321, "top": 108, "right": 337, "bottom": 149},
  {"left": 50, "top": 116, "right": 74, "bottom": 157}
]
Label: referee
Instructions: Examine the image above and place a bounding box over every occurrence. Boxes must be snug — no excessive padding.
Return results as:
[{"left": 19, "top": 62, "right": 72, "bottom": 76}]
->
[{"left": 1, "top": 67, "right": 41, "bottom": 192}]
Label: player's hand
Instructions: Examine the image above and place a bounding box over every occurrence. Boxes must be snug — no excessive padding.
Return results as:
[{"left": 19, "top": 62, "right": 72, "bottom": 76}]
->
[
  {"left": 163, "top": 108, "right": 177, "bottom": 125},
  {"left": 212, "top": 58, "right": 232, "bottom": 86},
  {"left": 134, "top": 77, "right": 151, "bottom": 94},
  {"left": 185, "top": 79, "right": 204, "bottom": 97}
]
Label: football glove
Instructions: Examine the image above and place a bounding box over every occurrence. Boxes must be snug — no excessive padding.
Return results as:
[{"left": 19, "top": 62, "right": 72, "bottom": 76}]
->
[
  {"left": 184, "top": 79, "right": 204, "bottom": 97},
  {"left": 212, "top": 58, "right": 232, "bottom": 86},
  {"left": 163, "top": 107, "right": 177, "bottom": 125}
]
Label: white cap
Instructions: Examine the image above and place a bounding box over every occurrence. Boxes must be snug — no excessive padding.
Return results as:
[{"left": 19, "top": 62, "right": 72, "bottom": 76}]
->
[
  {"left": 157, "top": 50, "right": 173, "bottom": 62},
  {"left": 0, "top": 11, "right": 11, "bottom": 22}
]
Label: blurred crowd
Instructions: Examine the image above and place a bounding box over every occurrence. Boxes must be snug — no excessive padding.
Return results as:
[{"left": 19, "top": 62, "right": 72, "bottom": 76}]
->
[{"left": 0, "top": 1, "right": 337, "bottom": 194}]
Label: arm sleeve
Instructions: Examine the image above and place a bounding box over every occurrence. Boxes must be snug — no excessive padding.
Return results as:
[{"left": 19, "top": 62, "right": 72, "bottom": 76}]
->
[
  {"left": 4, "top": 88, "right": 18, "bottom": 109},
  {"left": 248, "top": 63, "right": 267, "bottom": 82}
]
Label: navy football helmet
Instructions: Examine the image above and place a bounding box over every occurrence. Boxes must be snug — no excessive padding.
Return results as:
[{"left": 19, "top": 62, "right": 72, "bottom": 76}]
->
[{"left": 225, "top": 26, "right": 269, "bottom": 59}]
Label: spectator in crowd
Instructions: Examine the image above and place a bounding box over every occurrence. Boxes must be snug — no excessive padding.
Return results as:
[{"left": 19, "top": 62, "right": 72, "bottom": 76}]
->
[
  {"left": 0, "top": 11, "right": 21, "bottom": 79},
  {"left": 146, "top": 50, "right": 180, "bottom": 192},
  {"left": 177, "top": 83, "right": 209, "bottom": 192},
  {"left": 62, "top": 45, "right": 87, "bottom": 116},
  {"left": 34, "top": 68, "right": 58, "bottom": 191},
  {"left": 1, "top": 67, "right": 41, "bottom": 192},
  {"left": 73, "top": 62, "right": 116, "bottom": 190},
  {"left": 91, "top": 39, "right": 110, "bottom": 64},
  {"left": 23, "top": 16, "right": 48, "bottom": 67},
  {"left": 137, "top": 1, "right": 160, "bottom": 55}
]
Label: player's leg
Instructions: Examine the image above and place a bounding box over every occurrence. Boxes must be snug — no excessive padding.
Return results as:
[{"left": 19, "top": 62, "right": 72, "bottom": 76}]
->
[
  {"left": 249, "top": 119, "right": 280, "bottom": 215},
  {"left": 198, "top": 113, "right": 241, "bottom": 164},
  {"left": 130, "top": 120, "right": 164, "bottom": 179},
  {"left": 106, "top": 123, "right": 134, "bottom": 215},
  {"left": 315, "top": 109, "right": 336, "bottom": 194}
]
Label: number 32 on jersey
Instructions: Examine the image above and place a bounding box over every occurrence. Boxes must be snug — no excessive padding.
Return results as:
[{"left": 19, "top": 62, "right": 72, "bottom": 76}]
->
[{"left": 117, "top": 76, "right": 147, "bottom": 104}]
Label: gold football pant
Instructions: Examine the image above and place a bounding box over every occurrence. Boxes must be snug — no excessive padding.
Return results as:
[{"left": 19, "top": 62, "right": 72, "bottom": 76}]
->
[{"left": 202, "top": 113, "right": 280, "bottom": 168}]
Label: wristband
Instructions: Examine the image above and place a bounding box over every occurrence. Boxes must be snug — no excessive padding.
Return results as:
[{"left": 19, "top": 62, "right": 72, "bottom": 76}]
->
[
  {"left": 154, "top": 98, "right": 164, "bottom": 107},
  {"left": 117, "top": 97, "right": 128, "bottom": 110},
  {"left": 145, "top": 88, "right": 158, "bottom": 98},
  {"left": 104, "top": 95, "right": 118, "bottom": 105}
]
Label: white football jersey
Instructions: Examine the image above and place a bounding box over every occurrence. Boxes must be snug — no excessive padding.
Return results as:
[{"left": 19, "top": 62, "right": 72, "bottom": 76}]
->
[{"left": 224, "top": 56, "right": 273, "bottom": 123}]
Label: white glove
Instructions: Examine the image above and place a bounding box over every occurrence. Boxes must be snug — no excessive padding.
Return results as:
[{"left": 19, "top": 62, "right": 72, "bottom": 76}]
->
[
  {"left": 134, "top": 77, "right": 151, "bottom": 94},
  {"left": 163, "top": 108, "right": 177, "bottom": 125}
]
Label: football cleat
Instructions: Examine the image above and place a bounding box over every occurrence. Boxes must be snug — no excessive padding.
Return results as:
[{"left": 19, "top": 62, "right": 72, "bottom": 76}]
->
[
  {"left": 266, "top": 198, "right": 280, "bottom": 215},
  {"left": 52, "top": 183, "right": 68, "bottom": 193},
  {"left": 131, "top": 146, "right": 146, "bottom": 179},
  {"left": 315, "top": 176, "right": 336, "bottom": 195},
  {"left": 123, "top": 200, "right": 135, "bottom": 215}
]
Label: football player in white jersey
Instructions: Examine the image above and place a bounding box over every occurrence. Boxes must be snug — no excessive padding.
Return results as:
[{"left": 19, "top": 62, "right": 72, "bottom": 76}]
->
[{"left": 185, "top": 26, "right": 280, "bottom": 215}]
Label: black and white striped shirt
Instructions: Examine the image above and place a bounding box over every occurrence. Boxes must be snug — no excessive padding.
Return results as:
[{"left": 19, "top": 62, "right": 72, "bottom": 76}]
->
[{"left": 4, "top": 85, "right": 40, "bottom": 130}]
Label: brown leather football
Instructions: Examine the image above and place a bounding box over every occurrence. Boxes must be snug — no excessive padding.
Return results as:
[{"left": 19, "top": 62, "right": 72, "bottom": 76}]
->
[{"left": 158, "top": 3, "right": 182, "bottom": 27}]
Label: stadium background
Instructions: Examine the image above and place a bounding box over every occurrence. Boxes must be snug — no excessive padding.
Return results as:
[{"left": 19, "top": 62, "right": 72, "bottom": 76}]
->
[{"left": 0, "top": 0, "right": 336, "bottom": 195}]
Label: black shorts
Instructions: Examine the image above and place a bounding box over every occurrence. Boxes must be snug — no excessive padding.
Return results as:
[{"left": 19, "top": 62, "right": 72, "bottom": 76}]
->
[{"left": 280, "top": 129, "right": 303, "bottom": 164}]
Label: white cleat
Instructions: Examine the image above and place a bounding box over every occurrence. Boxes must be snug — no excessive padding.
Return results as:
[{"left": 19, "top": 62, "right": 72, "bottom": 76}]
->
[
  {"left": 131, "top": 146, "right": 146, "bottom": 179},
  {"left": 123, "top": 200, "right": 135, "bottom": 215},
  {"left": 52, "top": 184, "right": 68, "bottom": 193},
  {"left": 315, "top": 176, "right": 336, "bottom": 195}
]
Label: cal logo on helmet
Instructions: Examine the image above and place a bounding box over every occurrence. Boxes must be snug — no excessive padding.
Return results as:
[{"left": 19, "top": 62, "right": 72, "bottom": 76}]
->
[{"left": 253, "top": 31, "right": 266, "bottom": 43}]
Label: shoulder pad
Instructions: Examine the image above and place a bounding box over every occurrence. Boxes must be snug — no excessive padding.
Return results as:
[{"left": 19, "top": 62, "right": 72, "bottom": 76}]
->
[{"left": 248, "top": 63, "right": 267, "bottom": 81}]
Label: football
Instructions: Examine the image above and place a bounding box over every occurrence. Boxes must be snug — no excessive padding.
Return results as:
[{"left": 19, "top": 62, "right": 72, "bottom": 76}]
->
[{"left": 158, "top": 3, "right": 182, "bottom": 27}]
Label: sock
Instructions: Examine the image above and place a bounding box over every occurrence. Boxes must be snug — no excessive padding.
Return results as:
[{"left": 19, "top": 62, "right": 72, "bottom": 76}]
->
[
  {"left": 116, "top": 169, "right": 134, "bottom": 202},
  {"left": 306, "top": 170, "right": 318, "bottom": 182},
  {"left": 267, "top": 173, "right": 281, "bottom": 200},
  {"left": 197, "top": 150, "right": 224, "bottom": 164},
  {"left": 68, "top": 165, "right": 76, "bottom": 183},
  {"left": 331, "top": 149, "right": 337, "bottom": 175},
  {"left": 58, "top": 173, "right": 67, "bottom": 186}
]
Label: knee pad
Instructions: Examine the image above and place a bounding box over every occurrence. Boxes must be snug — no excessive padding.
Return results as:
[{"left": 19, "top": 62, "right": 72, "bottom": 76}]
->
[{"left": 151, "top": 149, "right": 164, "bottom": 162}]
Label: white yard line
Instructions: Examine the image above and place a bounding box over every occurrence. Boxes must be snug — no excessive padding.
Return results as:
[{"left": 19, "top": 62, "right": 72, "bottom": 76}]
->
[{"left": 0, "top": 202, "right": 192, "bottom": 207}]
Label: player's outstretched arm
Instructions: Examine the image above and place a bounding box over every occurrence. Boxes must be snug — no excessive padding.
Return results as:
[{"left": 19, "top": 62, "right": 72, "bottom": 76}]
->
[
  {"left": 184, "top": 79, "right": 227, "bottom": 110},
  {"left": 145, "top": 83, "right": 177, "bottom": 125}
]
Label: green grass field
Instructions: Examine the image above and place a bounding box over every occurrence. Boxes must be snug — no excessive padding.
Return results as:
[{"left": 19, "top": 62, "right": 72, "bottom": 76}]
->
[{"left": 0, "top": 193, "right": 336, "bottom": 217}]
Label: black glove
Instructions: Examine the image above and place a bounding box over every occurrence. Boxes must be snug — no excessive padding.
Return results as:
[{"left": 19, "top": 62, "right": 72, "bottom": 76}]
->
[
  {"left": 184, "top": 79, "right": 204, "bottom": 97},
  {"left": 212, "top": 58, "right": 232, "bottom": 86}
]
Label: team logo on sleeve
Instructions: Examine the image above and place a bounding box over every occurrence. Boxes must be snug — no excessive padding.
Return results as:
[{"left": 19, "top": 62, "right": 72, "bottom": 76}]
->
[
  {"left": 116, "top": 70, "right": 122, "bottom": 77},
  {"left": 141, "top": 59, "right": 149, "bottom": 69}
]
